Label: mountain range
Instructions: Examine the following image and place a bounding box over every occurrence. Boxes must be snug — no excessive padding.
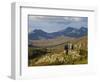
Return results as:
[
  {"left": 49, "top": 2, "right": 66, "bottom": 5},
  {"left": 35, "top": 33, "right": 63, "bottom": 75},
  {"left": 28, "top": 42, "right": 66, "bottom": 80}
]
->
[{"left": 28, "top": 27, "right": 87, "bottom": 40}]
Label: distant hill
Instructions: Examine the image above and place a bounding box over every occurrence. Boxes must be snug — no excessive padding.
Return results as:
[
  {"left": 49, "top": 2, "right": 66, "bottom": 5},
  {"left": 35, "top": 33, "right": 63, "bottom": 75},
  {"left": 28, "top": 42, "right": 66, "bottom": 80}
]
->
[
  {"left": 29, "top": 36, "right": 75, "bottom": 48},
  {"left": 28, "top": 27, "right": 87, "bottom": 40},
  {"left": 29, "top": 36, "right": 87, "bottom": 49}
]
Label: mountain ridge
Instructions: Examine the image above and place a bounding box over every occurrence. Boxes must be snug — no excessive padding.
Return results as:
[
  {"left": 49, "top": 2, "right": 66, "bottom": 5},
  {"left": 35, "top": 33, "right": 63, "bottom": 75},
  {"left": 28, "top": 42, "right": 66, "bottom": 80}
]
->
[{"left": 28, "top": 27, "right": 87, "bottom": 40}]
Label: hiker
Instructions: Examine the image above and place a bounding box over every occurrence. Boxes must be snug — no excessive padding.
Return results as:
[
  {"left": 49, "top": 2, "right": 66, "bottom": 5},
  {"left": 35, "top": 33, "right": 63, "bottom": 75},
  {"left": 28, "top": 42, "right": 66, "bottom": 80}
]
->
[
  {"left": 64, "top": 44, "right": 69, "bottom": 55},
  {"left": 71, "top": 44, "right": 74, "bottom": 50}
]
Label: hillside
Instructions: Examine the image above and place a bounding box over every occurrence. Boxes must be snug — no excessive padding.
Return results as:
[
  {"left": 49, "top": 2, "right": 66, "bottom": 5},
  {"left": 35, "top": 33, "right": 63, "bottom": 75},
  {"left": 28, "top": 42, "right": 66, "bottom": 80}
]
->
[
  {"left": 30, "top": 36, "right": 75, "bottom": 47},
  {"left": 29, "top": 36, "right": 87, "bottom": 48},
  {"left": 28, "top": 36, "right": 88, "bottom": 66}
]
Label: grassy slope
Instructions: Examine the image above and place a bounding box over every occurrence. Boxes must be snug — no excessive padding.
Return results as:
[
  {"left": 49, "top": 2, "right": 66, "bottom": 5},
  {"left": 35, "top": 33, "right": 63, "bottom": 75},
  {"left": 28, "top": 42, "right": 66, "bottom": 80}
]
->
[{"left": 28, "top": 36, "right": 88, "bottom": 66}]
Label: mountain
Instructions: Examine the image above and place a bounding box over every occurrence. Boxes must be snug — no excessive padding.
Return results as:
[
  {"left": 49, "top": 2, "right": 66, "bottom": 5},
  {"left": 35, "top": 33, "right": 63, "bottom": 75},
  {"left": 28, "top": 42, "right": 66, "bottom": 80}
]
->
[
  {"left": 59, "top": 27, "right": 87, "bottom": 37},
  {"left": 28, "top": 29, "right": 55, "bottom": 40},
  {"left": 28, "top": 27, "right": 87, "bottom": 40}
]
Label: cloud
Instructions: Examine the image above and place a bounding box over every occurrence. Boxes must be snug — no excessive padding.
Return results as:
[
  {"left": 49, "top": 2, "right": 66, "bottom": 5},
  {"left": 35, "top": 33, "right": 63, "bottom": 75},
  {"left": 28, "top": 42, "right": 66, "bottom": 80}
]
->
[
  {"left": 28, "top": 15, "right": 88, "bottom": 33},
  {"left": 64, "top": 17, "right": 84, "bottom": 22},
  {"left": 29, "top": 16, "right": 44, "bottom": 20},
  {"left": 71, "top": 17, "right": 82, "bottom": 21}
]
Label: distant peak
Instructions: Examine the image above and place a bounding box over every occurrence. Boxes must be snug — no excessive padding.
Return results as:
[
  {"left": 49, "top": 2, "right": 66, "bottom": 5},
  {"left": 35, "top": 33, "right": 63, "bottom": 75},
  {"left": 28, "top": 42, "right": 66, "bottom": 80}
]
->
[
  {"left": 33, "top": 29, "right": 43, "bottom": 32},
  {"left": 32, "top": 29, "right": 47, "bottom": 34},
  {"left": 79, "top": 27, "right": 87, "bottom": 30},
  {"left": 65, "top": 27, "right": 77, "bottom": 31},
  {"left": 66, "top": 27, "right": 74, "bottom": 29},
  {"left": 80, "top": 27, "right": 86, "bottom": 28}
]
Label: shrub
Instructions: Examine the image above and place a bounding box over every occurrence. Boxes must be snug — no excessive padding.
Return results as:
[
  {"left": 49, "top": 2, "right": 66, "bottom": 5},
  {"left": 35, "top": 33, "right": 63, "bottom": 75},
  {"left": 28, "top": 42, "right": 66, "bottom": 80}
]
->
[
  {"left": 28, "top": 48, "right": 48, "bottom": 59},
  {"left": 79, "top": 49, "right": 88, "bottom": 61},
  {"left": 79, "top": 49, "right": 87, "bottom": 56}
]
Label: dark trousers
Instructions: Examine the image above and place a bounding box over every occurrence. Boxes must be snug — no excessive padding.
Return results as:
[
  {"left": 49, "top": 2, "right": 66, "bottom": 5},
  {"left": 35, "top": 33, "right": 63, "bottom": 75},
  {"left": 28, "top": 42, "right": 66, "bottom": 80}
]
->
[{"left": 66, "top": 49, "right": 68, "bottom": 54}]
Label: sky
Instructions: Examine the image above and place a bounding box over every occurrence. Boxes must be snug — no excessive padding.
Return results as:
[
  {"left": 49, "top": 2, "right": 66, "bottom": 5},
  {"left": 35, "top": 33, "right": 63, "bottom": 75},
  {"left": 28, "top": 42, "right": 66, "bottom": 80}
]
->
[{"left": 28, "top": 15, "right": 88, "bottom": 33}]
